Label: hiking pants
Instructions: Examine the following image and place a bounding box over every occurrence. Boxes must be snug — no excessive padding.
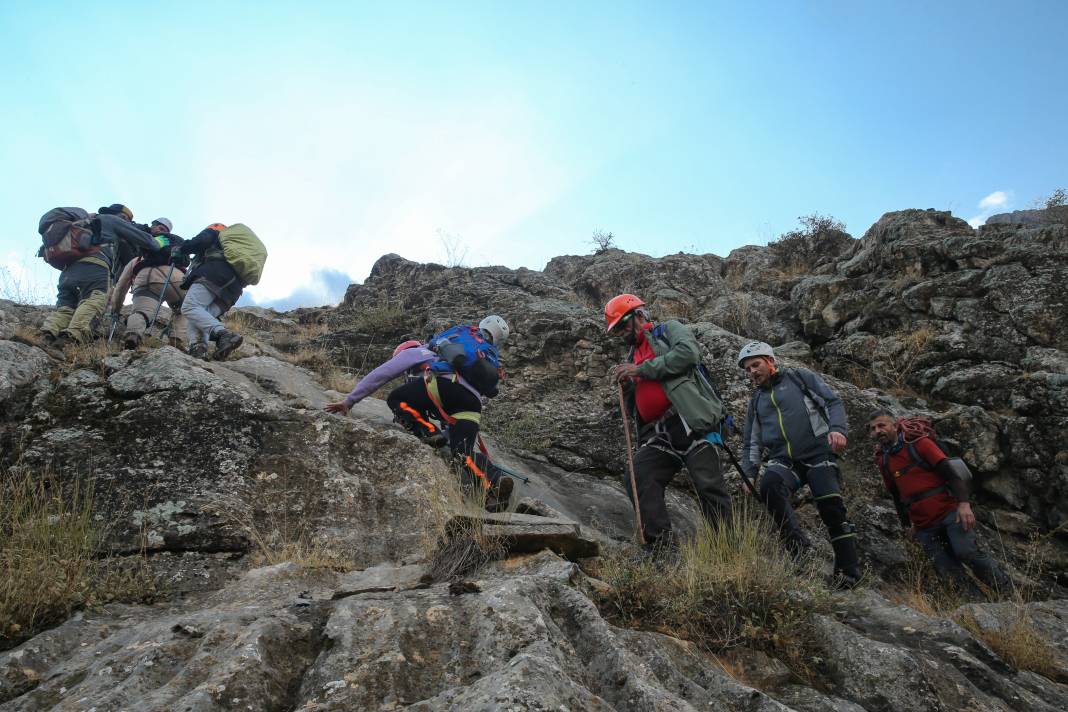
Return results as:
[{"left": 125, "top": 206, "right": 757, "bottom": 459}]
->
[
  {"left": 41, "top": 261, "right": 109, "bottom": 343},
  {"left": 126, "top": 267, "right": 187, "bottom": 344},
  {"left": 386, "top": 376, "right": 502, "bottom": 489},
  {"left": 628, "top": 413, "right": 731, "bottom": 548},
  {"left": 182, "top": 282, "right": 227, "bottom": 346},
  {"left": 916, "top": 510, "right": 1010, "bottom": 591},
  {"left": 759, "top": 456, "right": 859, "bottom": 577}
]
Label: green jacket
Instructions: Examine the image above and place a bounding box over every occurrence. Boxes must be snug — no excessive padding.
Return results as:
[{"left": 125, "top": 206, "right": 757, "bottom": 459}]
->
[{"left": 626, "top": 320, "right": 724, "bottom": 434}]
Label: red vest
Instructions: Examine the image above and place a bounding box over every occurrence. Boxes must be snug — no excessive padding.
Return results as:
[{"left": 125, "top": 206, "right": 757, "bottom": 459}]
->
[
  {"left": 632, "top": 326, "right": 672, "bottom": 424},
  {"left": 876, "top": 436, "right": 956, "bottom": 529}
]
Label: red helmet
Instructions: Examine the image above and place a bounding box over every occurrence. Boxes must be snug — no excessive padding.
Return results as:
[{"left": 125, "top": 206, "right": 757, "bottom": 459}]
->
[
  {"left": 392, "top": 340, "right": 422, "bottom": 358},
  {"left": 604, "top": 293, "right": 645, "bottom": 332}
]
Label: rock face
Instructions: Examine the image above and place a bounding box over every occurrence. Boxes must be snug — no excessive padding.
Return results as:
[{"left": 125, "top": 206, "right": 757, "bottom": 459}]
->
[{"left": 1, "top": 206, "right": 1066, "bottom": 710}]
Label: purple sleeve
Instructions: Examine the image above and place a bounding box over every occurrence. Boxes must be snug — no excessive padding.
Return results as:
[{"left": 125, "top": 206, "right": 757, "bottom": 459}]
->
[{"left": 343, "top": 347, "right": 436, "bottom": 406}]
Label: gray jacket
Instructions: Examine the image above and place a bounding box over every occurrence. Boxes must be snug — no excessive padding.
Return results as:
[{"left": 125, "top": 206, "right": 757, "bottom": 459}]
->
[{"left": 741, "top": 367, "right": 848, "bottom": 476}]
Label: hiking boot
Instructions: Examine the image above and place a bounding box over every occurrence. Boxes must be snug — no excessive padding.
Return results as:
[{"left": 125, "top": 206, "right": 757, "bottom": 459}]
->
[
  {"left": 213, "top": 329, "right": 243, "bottom": 360},
  {"left": 39, "top": 331, "right": 57, "bottom": 346},
  {"left": 122, "top": 332, "right": 142, "bottom": 350},
  {"left": 167, "top": 337, "right": 185, "bottom": 350},
  {"left": 188, "top": 342, "right": 209, "bottom": 360},
  {"left": 420, "top": 432, "right": 448, "bottom": 449},
  {"left": 830, "top": 570, "right": 862, "bottom": 591},
  {"left": 484, "top": 475, "right": 514, "bottom": 513},
  {"left": 52, "top": 332, "right": 73, "bottom": 350}
]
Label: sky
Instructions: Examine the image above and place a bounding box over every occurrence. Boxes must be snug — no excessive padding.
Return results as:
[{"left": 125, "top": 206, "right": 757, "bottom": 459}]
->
[{"left": 1, "top": 1, "right": 1066, "bottom": 308}]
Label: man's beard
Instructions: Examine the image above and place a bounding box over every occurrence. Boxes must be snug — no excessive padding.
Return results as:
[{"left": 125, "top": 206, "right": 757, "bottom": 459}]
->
[{"left": 621, "top": 329, "right": 637, "bottom": 346}]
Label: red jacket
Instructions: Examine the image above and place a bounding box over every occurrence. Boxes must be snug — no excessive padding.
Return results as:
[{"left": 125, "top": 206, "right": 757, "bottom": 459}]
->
[{"left": 876, "top": 436, "right": 957, "bottom": 530}]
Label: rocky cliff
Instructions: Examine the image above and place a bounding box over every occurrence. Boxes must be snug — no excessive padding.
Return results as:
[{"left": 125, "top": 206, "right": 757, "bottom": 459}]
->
[{"left": 0, "top": 207, "right": 1065, "bottom": 711}]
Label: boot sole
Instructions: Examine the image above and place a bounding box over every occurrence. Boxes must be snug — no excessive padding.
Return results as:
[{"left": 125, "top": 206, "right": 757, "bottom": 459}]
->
[{"left": 214, "top": 334, "right": 244, "bottom": 360}]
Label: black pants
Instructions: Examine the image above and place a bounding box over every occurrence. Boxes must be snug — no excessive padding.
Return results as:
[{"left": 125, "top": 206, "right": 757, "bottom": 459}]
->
[
  {"left": 627, "top": 414, "right": 732, "bottom": 547},
  {"left": 759, "top": 455, "right": 859, "bottom": 577}
]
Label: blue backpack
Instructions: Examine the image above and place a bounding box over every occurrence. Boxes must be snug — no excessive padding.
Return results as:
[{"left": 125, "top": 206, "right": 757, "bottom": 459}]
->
[{"left": 428, "top": 325, "right": 502, "bottom": 397}]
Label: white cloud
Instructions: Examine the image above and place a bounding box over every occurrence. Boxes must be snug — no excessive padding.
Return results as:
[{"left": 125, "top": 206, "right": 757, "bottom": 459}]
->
[
  {"left": 968, "top": 189, "right": 1013, "bottom": 228},
  {"left": 978, "top": 191, "right": 1008, "bottom": 210}
]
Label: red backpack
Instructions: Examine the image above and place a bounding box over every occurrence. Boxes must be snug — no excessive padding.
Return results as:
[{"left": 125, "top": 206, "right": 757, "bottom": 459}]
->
[{"left": 38, "top": 207, "right": 99, "bottom": 270}]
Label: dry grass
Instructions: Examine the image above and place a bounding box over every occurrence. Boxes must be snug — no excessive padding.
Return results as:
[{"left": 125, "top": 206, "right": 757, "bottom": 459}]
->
[
  {"left": 597, "top": 503, "right": 830, "bottom": 682},
  {"left": 491, "top": 410, "right": 553, "bottom": 453},
  {"left": 0, "top": 467, "right": 157, "bottom": 649},
  {"left": 281, "top": 345, "right": 356, "bottom": 393},
  {"left": 957, "top": 610, "right": 1063, "bottom": 680},
  {"left": 420, "top": 462, "right": 507, "bottom": 581},
  {"left": 347, "top": 300, "right": 408, "bottom": 335},
  {"left": 884, "top": 539, "right": 966, "bottom": 617}
]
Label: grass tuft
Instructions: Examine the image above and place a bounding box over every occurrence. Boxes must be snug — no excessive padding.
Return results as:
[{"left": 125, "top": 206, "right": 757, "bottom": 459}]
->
[
  {"left": 597, "top": 503, "right": 830, "bottom": 682},
  {"left": 957, "top": 609, "right": 1065, "bottom": 680}
]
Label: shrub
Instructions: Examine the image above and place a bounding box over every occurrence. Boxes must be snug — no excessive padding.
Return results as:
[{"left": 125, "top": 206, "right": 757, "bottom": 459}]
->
[
  {"left": 597, "top": 504, "right": 830, "bottom": 681},
  {"left": 957, "top": 609, "right": 1064, "bottom": 680},
  {"left": 768, "top": 214, "right": 848, "bottom": 271},
  {"left": 589, "top": 230, "right": 616, "bottom": 255}
]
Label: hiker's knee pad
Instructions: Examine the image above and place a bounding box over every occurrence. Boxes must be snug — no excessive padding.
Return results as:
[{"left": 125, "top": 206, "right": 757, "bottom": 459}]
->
[{"left": 759, "top": 464, "right": 796, "bottom": 498}]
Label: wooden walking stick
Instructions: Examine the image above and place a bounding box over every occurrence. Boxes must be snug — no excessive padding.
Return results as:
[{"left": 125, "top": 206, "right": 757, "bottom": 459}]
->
[{"left": 618, "top": 382, "right": 645, "bottom": 546}]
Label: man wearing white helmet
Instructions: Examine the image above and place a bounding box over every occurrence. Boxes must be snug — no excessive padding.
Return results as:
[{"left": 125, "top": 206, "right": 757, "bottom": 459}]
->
[
  {"left": 327, "top": 315, "right": 514, "bottom": 511},
  {"left": 738, "top": 340, "right": 861, "bottom": 587}
]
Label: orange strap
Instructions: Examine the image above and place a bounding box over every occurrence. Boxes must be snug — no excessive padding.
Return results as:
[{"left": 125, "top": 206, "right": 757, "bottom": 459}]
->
[
  {"left": 398, "top": 402, "right": 437, "bottom": 433},
  {"left": 465, "top": 455, "right": 491, "bottom": 490},
  {"left": 424, "top": 372, "right": 458, "bottom": 425}
]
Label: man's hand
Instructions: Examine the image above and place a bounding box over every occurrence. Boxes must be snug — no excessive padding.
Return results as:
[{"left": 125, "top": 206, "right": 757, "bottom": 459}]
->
[
  {"left": 324, "top": 401, "right": 351, "bottom": 415},
  {"left": 828, "top": 431, "right": 848, "bottom": 454},
  {"left": 955, "top": 502, "right": 976, "bottom": 532},
  {"left": 610, "top": 363, "right": 640, "bottom": 384}
]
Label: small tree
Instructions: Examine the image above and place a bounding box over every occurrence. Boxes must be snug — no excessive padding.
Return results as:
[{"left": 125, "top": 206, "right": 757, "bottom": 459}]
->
[
  {"left": 436, "top": 229, "right": 469, "bottom": 268},
  {"left": 589, "top": 229, "right": 616, "bottom": 255},
  {"left": 768, "top": 214, "right": 848, "bottom": 270},
  {"left": 1044, "top": 188, "right": 1067, "bottom": 209}
]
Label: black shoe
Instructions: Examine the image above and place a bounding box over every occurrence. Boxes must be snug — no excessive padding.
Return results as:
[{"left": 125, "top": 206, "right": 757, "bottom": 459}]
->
[
  {"left": 484, "top": 475, "right": 514, "bottom": 513},
  {"left": 213, "top": 329, "right": 244, "bottom": 360},
  {"left": 420, "top": 432, "right": 448, "bottom": 448},
  {"left": 188, "top": 343, "right": 209, "bottom": 360},
  {"left": 52, "top": 332, "right": 73, "bottom": 350},
  {"left": 39, "top": 331, "right": 57, "bottom": 346},
  {"left": 122, "top": 332, "right": 141, "bottom": 350},
  {"left": 830, "top": 569, "right": 862, "bottom": 591}
]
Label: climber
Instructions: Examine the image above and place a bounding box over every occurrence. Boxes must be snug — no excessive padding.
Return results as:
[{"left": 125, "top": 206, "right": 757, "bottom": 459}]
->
[
  {"left": 324, "top": 316, "right": 515, "bottom": 511},
  {"left": 107, "top": 217, "right": 189, "bottom": 350},
  {"left": 738, "top": 341, "right": 861, "bottom": 588},
  {"left": 869, "top": 409, "right": 1010, "bottom": 592},
  {"left": 38, "top": 204, "right": 164, "bottom": 350},
  {"left": 174, "top": 224, "right": 245, "bottom": 360},
  {"left": 607, "top": 294, "right": 732, "bottom": 556}
]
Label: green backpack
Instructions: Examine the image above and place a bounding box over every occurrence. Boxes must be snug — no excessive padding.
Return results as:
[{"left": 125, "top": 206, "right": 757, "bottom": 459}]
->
[{"left": 218, "top": 224, "right": 267, "bottom": 286}]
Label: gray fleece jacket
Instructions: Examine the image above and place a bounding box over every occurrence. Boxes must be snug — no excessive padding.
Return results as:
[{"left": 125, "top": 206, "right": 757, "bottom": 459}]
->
[{"left": 740, "top": 367, "right": 848, "bottom": 476}]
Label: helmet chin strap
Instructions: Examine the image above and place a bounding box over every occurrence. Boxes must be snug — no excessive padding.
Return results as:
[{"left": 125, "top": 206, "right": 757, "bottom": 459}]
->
[{"left": 765, "top": 356, "right": 778, "bottom": 375}]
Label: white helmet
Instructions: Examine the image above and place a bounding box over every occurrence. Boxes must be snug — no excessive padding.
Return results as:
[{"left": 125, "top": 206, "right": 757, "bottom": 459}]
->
[
  {"left": 737, "top": 341, "right": 775, "bottom": 367},
  {"left": 479, "top": 315, "right": 510, "bottom": 346},
  {"left": 151, "top": 217, "right": 173, "bottom": 232}
]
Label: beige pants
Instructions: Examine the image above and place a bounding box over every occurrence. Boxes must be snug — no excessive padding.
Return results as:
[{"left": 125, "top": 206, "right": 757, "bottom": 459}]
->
[
  {"left": 126, "top": 267, "right": 186, "bottom": 343},
  {"left": 41, "top": 290, "right": 108, "bottom": 343}
]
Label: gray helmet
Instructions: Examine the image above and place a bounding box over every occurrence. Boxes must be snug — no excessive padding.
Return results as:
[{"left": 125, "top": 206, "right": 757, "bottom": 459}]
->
[
  {"left": 151, "top": 217, "right": 173, "bottom": 232},
  {"left": 737, "top": 340, "right": 775, "bottom": 367},
  {"left": 479, "top": 315, "right": 510, "bottom": 346}
]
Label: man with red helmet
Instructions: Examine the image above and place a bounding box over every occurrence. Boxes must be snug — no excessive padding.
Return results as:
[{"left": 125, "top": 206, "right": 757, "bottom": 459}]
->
[{"left": 606, "top": 294, "right": 732, "bottom": 555}]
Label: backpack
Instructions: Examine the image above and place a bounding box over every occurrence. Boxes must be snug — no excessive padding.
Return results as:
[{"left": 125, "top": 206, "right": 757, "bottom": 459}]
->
[
  {"left": 648, "top": 323, "right": 730, "bottom": 436},
  {"left": 428, "top": 325, "right": 502, "bottom": 397},
  {"left": 216, "top": 224, "right": 267, "bottom": 285},
  {"left": 37, "top": 207, "right": 98, "bottom": 270}
]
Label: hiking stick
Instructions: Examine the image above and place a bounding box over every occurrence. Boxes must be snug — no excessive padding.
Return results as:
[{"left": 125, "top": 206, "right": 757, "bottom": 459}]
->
[
  {"left": 107, "top": 313, "right": 120, "bottom": 345},
  {"left": 617, "top": 382, "right": 645, "bottom": 546},
  {"left": 717, "top": 442, "right": 759, "bottom": 497},
  {"left": 146, "top": 263, "right": 176, "bottom": 333},
  {"left": 476, "top": 434, "right": 531, "bottom": 484}
]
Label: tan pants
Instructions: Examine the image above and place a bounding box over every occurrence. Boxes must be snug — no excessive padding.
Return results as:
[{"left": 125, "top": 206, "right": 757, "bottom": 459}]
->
[
  {"left": 126, "top": 266, "right": 186, "bottom": 344},
  {"left": 41, "top": 290, "right": 108, "bottom": 343}
]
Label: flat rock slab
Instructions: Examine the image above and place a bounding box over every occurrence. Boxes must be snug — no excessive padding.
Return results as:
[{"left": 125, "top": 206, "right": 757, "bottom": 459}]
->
[{"left": 449, "top": 510, "right": 600, "bottom": 560}]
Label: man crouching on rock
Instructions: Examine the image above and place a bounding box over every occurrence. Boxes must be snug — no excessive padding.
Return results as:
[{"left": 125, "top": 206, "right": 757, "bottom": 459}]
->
[
  {"left": 607, "top": 293, "right": 732, "bottom": 557},
  {"left": 869, "top": 409, "right": 1011, "bottom": 594}
]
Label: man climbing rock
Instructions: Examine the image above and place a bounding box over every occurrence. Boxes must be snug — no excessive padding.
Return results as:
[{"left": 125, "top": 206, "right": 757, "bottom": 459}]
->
[
  {"left": 738, "top": 341, "right": 861, "bottom": 587},
  {"left": 325, "top": 316, "right": 515, "bottom": 511},
  {"left": 869, "top": 409, "right": 1011, "bottom": 593},
  {"left": 38, "top": 204, "right": 161, "bottom": 350},
  {"left": 108, "top": 217, "right": 188, "bottom": 350},
  {"left": 607, "top": 293, "right": 731, "bottom": 556},
  {"left": 174, "top": 224, "right": 246, "bottom": 360}
]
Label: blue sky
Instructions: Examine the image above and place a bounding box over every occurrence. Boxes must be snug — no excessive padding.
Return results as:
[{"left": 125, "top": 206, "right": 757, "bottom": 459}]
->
[{"left": 2, "top": 1, "right": 1065, "bottom": 307}]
